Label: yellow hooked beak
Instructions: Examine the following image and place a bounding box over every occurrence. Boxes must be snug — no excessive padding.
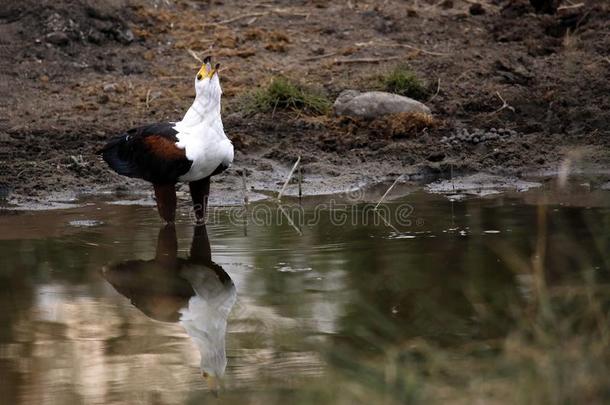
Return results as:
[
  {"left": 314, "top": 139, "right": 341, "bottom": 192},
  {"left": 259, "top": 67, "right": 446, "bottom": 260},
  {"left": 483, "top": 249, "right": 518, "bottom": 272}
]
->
[
  {"left": 202, "top": 372, "right": 219, "bottom": 397},
  {"left": 196, "top": 56, "right": 219, "bottom": 81}
]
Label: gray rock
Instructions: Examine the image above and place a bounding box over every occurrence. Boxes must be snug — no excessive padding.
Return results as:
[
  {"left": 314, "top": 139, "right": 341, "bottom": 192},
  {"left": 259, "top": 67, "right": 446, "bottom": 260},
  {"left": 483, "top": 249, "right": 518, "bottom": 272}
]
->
[
  {"left": 103, "top": 83, "right": 118, "bottom": 93},
  {"left": 46, "top": 32, "right": 70, "bottom": 46},
  {"left": 115, "top": 28, "right": 134, "bottom": 45},
  {"left": 333, "top": 90, "right": 431, "bottom": 118}
]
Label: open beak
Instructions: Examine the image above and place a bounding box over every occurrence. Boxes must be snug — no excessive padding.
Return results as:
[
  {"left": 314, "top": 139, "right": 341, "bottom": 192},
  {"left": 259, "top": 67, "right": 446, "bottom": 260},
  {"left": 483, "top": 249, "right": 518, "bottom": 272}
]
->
[
  {"left": 203, "top": 373, "right": 219, "bottom": 397},
  {"left": 196, "top": 56, "right": 220, "bottom": 81}
]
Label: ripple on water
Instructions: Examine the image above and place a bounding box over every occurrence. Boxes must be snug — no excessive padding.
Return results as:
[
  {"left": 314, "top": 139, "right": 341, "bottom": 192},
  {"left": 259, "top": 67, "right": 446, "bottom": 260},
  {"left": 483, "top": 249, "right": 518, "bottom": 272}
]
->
[
  {"left": 68, "top": 220, "right": 104, "bottom": 227},
  {"left": 276, "top": 265, "right": 313, "bottom": 273},
  {"left": 107, "top": 199, "right": 156, "bottom": 206},
  {"left": 387, "top": 233, "right": 417, "bottom": 239}
]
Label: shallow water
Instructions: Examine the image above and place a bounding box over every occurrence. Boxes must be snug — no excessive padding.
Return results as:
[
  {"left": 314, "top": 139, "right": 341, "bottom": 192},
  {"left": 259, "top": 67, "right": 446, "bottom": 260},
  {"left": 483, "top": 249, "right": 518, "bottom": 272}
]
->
[{"left": 1, "top": 183, "right": 609, "bottom": 404}]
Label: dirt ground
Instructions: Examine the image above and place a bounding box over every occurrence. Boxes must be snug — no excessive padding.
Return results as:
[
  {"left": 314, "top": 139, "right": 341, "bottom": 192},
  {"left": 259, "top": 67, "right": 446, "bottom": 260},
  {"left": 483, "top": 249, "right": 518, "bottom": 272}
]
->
[{"left": 1, "top": 0, "right": 609, "bottom": 202}]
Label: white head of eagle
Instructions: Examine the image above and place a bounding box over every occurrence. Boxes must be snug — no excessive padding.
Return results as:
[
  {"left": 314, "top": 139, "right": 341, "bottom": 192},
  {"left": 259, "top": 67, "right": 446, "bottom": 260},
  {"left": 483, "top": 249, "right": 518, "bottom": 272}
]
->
[{"left": 192, "top": 57, "right": 222, "bottom": 118}]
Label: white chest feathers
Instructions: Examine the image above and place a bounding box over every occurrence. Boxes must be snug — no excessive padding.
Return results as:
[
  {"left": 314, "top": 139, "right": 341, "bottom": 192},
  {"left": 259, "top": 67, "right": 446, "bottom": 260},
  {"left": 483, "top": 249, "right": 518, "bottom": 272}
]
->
[{"left": 175, "top": 120, "right": 234, "bottom": 182}]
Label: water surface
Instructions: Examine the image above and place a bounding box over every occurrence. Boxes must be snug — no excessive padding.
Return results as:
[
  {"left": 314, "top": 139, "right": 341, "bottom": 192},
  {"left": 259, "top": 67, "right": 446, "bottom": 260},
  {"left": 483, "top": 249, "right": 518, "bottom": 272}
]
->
[{"left": 1, "top": 183, "right": 609, "bottom": 404}]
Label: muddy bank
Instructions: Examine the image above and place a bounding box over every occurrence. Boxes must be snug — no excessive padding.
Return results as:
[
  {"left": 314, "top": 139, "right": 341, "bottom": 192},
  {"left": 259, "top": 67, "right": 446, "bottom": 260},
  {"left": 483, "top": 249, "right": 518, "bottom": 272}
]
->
[{"left": 1, "top": 0, "right": 609, "bottom": 201}]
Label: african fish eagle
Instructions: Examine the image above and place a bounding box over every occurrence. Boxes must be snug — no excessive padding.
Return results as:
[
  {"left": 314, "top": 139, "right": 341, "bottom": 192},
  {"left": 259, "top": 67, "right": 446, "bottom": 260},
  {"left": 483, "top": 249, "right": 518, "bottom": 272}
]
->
[{"left": 98, "top": 56, "right": 233, "bottom": 223}]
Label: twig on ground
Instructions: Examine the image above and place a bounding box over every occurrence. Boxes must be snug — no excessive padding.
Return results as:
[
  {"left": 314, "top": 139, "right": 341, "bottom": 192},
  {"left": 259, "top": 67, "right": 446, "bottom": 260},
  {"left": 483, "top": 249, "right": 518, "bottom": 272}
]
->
[
  {"left": 216, "top": 9, "right": 308, "bottom": 25},
  {"left": 145, "top": 89, "right": 151, "bottom": 109},
  {"left": 217, "top": 12, "right": 269, "bottom": 24},
  {"left": 241, "top": 169, "right": 249, "bottom": 236},
  {"left": 302, "top": 39, "right": 449, "bottom": 63},
  {"left": 356, "top": 41, "right": 448, "bottom": 56},
  {"left": 271, "top": 8, "right": 310, "bottom": 17},
  {"left": 452, "top": 70, "right": 470, "bottom": 85},
  {"left": 451, "top": 164, "right": 455, "bottom": 192},
  {"left": 70, "top": 155, "right": 85, "bottom": 167},
  {"left": 490, "top": 92, "right": 515, "bottom": 114},
  {"left": 429, "top": 78, "right": 442, "bottom": 101},
  {"left": 187, "top": 49, "right": 203, "bottom": 63},
  {"left": 241, "top": 169, "right": 249, "bottom": 207},
  {"left": 389, "top": 43, "right": 448, "bottom": 56},
  {"left": 301, "top": 52, "right": 340, "bottom": 62},
  {"left": 558, "top": 3, "right": 585, "bottom": 11},
  {"left": 375, "top": 175, "right": 403, "bottom": 210},
  {"left": 298, "top": 163, "right": 302, "bottom": 203},
  {"left": 277, "top": 156, "right": 301, "bottom": 201},
  {"left": 334, "top": 56, "right": 401, "bottom": 64}
]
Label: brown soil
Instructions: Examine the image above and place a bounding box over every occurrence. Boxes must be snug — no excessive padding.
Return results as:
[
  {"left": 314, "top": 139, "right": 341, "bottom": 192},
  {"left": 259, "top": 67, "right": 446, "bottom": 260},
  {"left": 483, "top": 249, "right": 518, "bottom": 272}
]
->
[{"left": 1, "top": 0, "right": 609, "bottom": 200}]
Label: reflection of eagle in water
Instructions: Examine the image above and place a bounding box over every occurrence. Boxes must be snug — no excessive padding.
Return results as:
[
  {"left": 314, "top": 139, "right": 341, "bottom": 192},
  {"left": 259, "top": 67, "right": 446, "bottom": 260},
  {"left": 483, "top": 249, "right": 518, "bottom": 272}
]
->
[{"left": 102, "top": 225, "right": 236, "bottom": 395}]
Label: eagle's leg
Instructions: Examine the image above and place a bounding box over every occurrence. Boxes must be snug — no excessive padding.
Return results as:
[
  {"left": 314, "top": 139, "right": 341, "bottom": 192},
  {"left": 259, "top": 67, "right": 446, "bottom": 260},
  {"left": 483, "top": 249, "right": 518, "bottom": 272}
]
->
[
  {"left": 189, "top": 176, "right": 211, "bottom": 224},
  {"left": 153, "top": 183, "right": 177, "bottom": 223}
]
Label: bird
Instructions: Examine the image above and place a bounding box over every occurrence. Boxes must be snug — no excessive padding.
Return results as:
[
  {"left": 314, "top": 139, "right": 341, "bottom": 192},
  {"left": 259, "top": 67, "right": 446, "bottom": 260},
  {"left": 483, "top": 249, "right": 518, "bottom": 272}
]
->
[
  {"left": 98, "top": 56, "right": 233, "bottom": 223},
  {"left": 102, "top": 224, "right": 236, "bottom": 396}
]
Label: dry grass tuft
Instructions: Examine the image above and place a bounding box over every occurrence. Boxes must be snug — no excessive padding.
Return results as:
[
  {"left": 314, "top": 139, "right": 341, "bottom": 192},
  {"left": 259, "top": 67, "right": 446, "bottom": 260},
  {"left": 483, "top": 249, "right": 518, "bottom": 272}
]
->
[{"left": 372, "top": 112, "right": 437, "bottom": 138}]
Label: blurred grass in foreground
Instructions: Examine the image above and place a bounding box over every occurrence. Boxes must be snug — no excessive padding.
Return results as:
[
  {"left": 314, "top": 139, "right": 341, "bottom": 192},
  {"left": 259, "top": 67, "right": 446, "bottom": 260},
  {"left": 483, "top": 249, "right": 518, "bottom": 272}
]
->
[{"left": 292, "top": 203, "right": 610, "bottom": 404}]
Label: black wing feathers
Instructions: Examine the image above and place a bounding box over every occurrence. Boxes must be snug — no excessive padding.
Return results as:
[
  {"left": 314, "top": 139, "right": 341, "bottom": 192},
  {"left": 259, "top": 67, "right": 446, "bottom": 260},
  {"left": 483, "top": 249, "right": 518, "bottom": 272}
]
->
[{"left": 99, "top": 123, "right": 192, "bottom": 184}]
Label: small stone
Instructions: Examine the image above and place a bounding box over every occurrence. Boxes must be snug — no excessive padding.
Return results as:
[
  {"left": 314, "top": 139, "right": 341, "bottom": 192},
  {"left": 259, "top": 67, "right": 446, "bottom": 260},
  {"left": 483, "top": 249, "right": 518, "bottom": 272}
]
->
[
  {"left": 46, "top": 32, "right": 70, "bottom": 46},
  {"left": 427, "top": 152, "right": 445, "bottom": 162},
  {"left": 256, "top": 162, "right": 273, "bottom": 171},
  {"left": 472, "top": 136, "right": 480, "bottom": 143},
  {"left": 123, "top": 63, "right": 144, "bottom": 75},
  {"left": 97, "top": 94, "right": 110, "bottom": 104},
  {"left": 40, "top": 75, "right": 50, "bottom": 83},
  {"left": 469, "top": 3, "right": 485, "bottom": 15},
  {"left": 440, "top": 0, "right": 453, "bottom": 9},
  {"left": 103, "top": 83, "right": 118, "bottom": 93},
  {"left": 115, "top": 28, "right": 134, "bottom": 45},
  {"left": 87, "top": 31, "right": 104, "bottom": 44}
]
